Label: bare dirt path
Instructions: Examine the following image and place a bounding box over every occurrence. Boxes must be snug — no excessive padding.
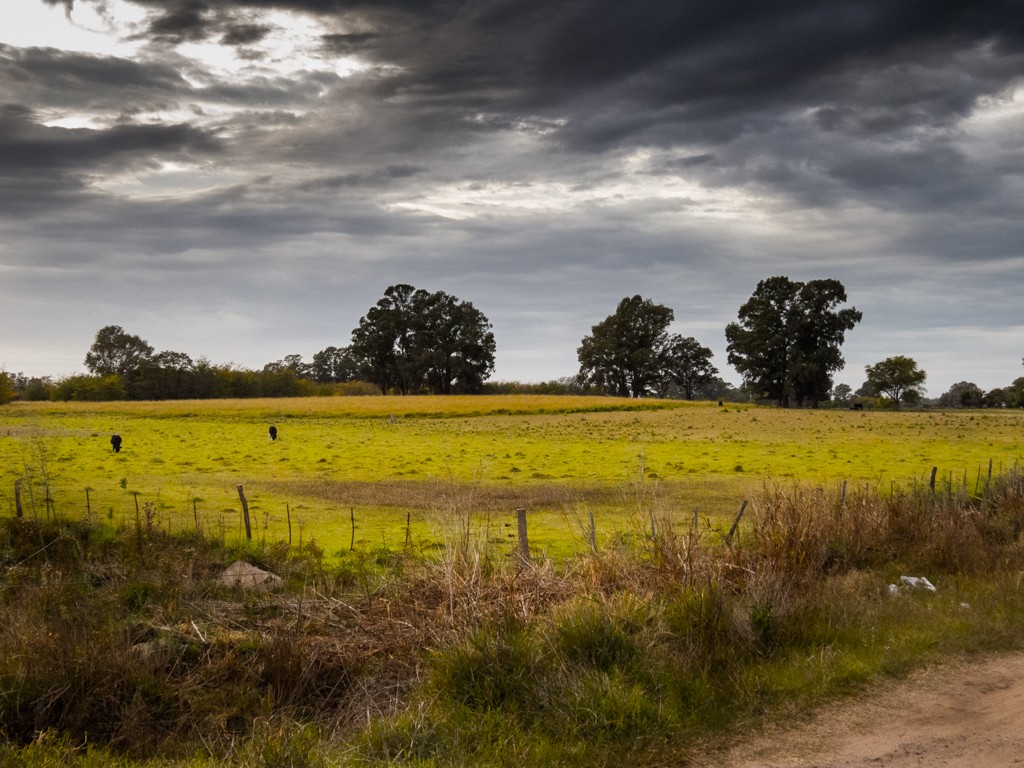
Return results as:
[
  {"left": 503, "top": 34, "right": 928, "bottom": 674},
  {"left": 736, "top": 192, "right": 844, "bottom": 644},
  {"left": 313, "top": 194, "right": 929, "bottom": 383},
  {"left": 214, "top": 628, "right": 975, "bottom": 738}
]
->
[{"left": 694, "top": 653, "right": 1024, "bottom": 767}]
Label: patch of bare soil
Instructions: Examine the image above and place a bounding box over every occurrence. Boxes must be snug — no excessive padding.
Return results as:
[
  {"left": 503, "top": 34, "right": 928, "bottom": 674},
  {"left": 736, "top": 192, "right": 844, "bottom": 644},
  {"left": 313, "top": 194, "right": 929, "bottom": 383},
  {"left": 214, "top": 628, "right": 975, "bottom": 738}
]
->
[{"left": 694, "top": 653, "right": 1024, "bottom": 768}]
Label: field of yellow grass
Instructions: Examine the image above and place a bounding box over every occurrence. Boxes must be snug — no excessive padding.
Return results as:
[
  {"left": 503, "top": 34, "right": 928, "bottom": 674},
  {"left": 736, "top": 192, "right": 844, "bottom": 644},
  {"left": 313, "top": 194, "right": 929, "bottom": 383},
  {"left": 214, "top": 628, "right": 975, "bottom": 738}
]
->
[{"left": 2, "top": 396, "right": 1022, "bottom": 559}]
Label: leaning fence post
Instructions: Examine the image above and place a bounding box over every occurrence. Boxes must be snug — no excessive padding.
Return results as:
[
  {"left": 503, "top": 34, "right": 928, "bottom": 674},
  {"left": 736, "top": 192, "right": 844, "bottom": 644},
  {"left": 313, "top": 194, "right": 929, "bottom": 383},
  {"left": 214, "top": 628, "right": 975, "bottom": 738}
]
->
[
  {"left": 350, "top": 507, "right": 356, "bottom": 551},
  {"left": 516, "top": 508, "right": 530, "bottom": 564},
  {"left": 237, "top": 485, "right": 252, "bottom": 541},
  {"left": 725, "top": 500, "right": 748, "bottom": 545},
  {"left": 929, "top": 466, "right": 938, "bottom": 495}
]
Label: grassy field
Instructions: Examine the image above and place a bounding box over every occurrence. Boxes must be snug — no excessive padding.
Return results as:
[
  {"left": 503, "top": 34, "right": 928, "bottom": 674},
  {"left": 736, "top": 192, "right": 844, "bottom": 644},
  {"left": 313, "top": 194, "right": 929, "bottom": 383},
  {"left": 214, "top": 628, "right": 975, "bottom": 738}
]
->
[
  {"left": 2, "top": 396, "right": 1023, "bottom": 560},
  {"left": 3, "top": 396, "right": 1024, "bottom": 767}
]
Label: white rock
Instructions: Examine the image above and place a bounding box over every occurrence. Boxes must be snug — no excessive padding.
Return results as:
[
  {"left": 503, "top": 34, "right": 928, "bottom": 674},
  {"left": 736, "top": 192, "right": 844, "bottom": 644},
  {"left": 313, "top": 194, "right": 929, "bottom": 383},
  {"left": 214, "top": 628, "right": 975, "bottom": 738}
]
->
[
  {"left": 218, "top": 560, "right": 283, "bottom": 591},
  {"left": 898, "top": 575, "right": 937, "bottom": 593}
]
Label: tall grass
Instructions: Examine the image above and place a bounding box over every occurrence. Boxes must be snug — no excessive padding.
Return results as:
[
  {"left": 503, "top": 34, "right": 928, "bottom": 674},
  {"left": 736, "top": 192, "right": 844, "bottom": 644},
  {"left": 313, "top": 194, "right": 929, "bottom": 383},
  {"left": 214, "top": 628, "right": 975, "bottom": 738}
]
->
[{"left": 1, "top": 468, "right": 1023, "bottom": 766}]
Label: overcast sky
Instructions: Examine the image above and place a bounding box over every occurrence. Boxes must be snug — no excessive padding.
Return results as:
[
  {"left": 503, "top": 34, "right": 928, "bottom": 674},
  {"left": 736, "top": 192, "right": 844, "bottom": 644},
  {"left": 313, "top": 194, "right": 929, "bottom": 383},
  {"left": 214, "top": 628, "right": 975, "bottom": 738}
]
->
[{"left": 2, "top": 0, "right": 1022, "bottom": 395}]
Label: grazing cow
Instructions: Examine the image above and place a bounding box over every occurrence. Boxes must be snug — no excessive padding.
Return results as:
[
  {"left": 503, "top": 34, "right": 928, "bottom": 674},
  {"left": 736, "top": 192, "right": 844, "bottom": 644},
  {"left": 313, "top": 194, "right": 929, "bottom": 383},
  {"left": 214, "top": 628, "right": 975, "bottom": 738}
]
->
[
  {"left": 268, "top": 425, "right": 278, "bottom": 441},
  {"left": 110, "top": 434, "right": 122, "bottom": 453}
]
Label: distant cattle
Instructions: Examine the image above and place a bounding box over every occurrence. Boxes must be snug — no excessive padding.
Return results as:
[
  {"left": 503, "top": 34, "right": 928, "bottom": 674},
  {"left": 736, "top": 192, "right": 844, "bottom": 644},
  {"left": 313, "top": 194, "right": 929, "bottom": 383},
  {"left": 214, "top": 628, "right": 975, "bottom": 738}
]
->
[
  {"left": 110, "top": 434, "right": 122, "bottom": 453},
  {"left": 268, "top": 425, "right": 278, "bottom": 441},
  {"left": 850, "top": 403, "right": 864, "bottom": 411}
]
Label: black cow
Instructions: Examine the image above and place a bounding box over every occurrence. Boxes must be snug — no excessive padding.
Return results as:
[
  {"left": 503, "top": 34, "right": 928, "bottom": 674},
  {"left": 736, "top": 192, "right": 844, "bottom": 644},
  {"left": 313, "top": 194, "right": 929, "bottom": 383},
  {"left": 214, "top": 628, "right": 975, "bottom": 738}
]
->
[
  {"left": 110, "top": 434, "right": 122, "bottom": 453},
  {"left": 268, "top": 425, "right": 278, "bottom": 441}
]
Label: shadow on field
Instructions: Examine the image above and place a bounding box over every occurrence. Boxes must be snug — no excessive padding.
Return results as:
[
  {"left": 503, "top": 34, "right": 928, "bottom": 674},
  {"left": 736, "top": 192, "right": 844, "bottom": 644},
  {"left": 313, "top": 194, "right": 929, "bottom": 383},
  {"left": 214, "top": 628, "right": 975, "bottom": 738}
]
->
[{"left": 258, "top": 478, "right": 751, "bottom": 516}]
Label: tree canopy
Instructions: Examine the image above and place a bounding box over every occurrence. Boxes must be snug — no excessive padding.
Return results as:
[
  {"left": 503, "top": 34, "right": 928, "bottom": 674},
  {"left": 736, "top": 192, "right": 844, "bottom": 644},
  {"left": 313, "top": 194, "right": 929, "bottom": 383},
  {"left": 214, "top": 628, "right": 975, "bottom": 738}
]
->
[
  {"left": 725, "top": 277, "right": 861, "bottom": 407},
  {"left": 309, "top": 346, "right": 360, "bottom": 384},
  {"left": 349, "top": 284, "right": 496, "bottom": 395},
  {"left": 0, "top": 371, "right": 14, "bottom": 405},
  {"left": 938, "top": 381, "right": 984, "bottom": 408},
  {"left": 577, "top": 296, "right": 717, "bottom": 399},
  {"left": 661, "top": 334, "right": 718, "bottom": 400},
  {"left": 84, "top": 325, "right": 154, "bottom": 377},
  {"left": 577, "top": 296, "right": 674, "bottom": 398},
  {"left": 863, "top": 355, "right": 927, "bottom": 409}
]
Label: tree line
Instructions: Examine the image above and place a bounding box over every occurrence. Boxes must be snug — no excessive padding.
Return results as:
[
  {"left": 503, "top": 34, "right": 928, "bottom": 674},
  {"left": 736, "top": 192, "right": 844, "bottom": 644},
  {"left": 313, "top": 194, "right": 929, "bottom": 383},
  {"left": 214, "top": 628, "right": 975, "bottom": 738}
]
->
[
  {"left": 2, "top": 284, "right": 498, "bottom": 403},
  {"left": 2, "top": 277, "right": 1022, "bottom": 408}
]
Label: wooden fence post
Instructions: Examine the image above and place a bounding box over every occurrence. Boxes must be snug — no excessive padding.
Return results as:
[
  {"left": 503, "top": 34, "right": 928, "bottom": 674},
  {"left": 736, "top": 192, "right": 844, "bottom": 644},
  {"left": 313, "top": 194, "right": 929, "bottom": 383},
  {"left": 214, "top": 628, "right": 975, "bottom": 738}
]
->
[
  {"left": 286, "top": 503, "right": 292, "bottom": 547},
  {"left": 725, "top": 500, "right": 748, "bottom": 545},
  {"left": 588, "top": 510, "right": 597, "bottom": 553},
  {"left": 350, "top": 507, "right": 356, "bottom": 551},
  {"left": 14, "top": 479, "right": 23, "bottom": 518},
  {"left": 929, "top": 466, "right": 938, "bottom": 494},
  {"left": 516, "top": 508, "right": 530, "bottom": 564},
  {"left": 133, "top": 491, "right": 143, "bottom": 554},
  {"left": 237, "top": 485, "right": 252, "bottom": 541}
]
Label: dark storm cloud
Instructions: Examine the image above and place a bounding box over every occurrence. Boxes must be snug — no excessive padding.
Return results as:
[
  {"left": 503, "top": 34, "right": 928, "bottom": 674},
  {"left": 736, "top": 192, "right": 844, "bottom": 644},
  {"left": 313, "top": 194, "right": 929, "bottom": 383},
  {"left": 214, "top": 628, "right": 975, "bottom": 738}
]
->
[
  {"left": 0, "top": 103, "right": 223, "bottom": 224},
  {"left": 0, "top": 44, "right": 329, "bottom": 139},
  {"left": 528, "top": 0, "right": 1022, "bottom": 100},
  {"left": 219, "top": 23, "right": 271, "bottom": 46},
  {"left": 214, "top": 0, "right": 1022, "bottom": 220},
  {"left": 296, "top": 164, "right": 422, "bottom": 192},
  {"left": 145, "top": 1, "right": 211, "bottom": 43},
  {"left": 55, "top": 0, "right": 1024, "bottom": 163},
  {"left": 319, "top": 32, "right": 381, "bottom": 56},
  {"left": 0, "top": 44, "right": 189, "bottom": 110},
  {"left": 0, "top": 104, "right": 220, "bottom": 173}
]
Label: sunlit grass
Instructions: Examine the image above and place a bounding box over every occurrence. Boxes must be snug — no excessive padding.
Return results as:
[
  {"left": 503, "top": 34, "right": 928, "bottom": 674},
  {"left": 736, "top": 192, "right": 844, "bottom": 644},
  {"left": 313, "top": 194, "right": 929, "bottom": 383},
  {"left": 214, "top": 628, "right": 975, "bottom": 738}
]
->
[{"left": 2, "top": 397, "right": 1022, "bottom": 559}]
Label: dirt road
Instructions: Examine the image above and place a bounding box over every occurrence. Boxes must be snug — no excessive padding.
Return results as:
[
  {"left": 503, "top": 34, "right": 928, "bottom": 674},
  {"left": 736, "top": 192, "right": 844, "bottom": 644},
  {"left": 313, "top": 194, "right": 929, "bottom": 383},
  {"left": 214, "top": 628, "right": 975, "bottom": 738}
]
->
[{"left": 697, "top": 653, "right": 1024, "bottom": 767}]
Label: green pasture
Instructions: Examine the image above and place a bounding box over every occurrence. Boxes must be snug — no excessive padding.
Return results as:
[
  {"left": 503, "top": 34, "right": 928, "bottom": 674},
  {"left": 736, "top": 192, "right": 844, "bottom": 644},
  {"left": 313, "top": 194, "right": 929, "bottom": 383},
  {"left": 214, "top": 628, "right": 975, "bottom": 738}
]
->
[{"left": 2, "top": 396, "right": 1022, "bottom": 560}]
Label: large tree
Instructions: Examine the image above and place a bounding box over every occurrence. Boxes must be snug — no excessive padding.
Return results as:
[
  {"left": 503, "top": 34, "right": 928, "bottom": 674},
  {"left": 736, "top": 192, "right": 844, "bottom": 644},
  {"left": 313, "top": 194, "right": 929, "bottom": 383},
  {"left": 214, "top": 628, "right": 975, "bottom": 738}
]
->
[
  {"left": 84, "top": 325, "right": 154, "bottom": 377},
  {"left": 863, "top": 355, "right": 927, "bottom": 409},
  {"left": 0, "top": 371, "right": 14, "bottom": 405},
  {"left": 938, "top": 381, "right": 984, "bottom": 408},
  {"left": 661, "top": 334, "right": 718, "bottom": 400},
  {"left": 131, "top": 350, "right": 195, "bottom": 400},
  {"left": 310, "top": 346, "right": 360, "bottom": 384},
  {"left": 350, "top": 284, "right": 496, "bottom": 395},
  {"left": 725, "top": 277, "right": 862, "bottom": 407},
  {"left": 1007, "top": 377, "right": 1024, "bottom": 408},
  {"left": 416, "top": 292, "right": 497, "bottom": 395},
  {"left": 577, "top": 296, "right": 675, "bottom": 398}
]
